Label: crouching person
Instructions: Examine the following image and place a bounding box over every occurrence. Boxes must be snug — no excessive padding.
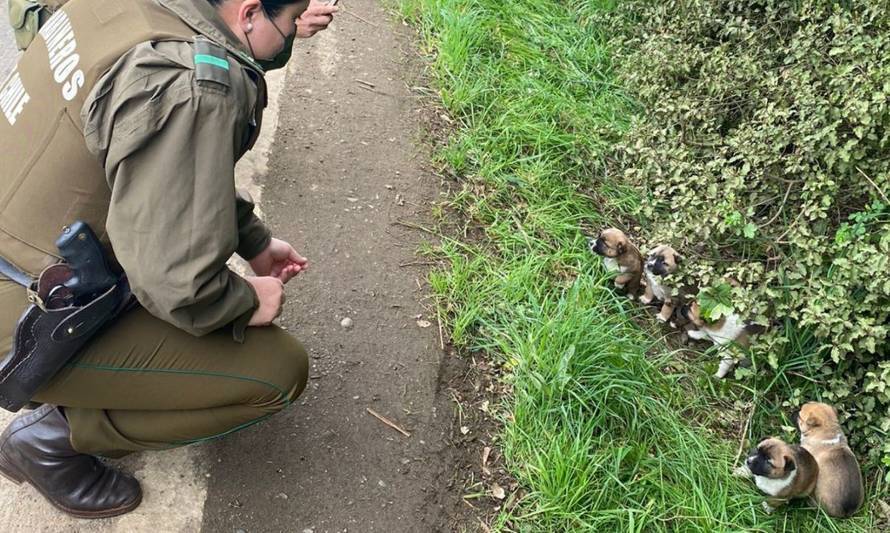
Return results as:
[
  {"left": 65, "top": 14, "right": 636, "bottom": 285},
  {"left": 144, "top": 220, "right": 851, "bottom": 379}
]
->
[{"left": 0, "top": 0, "right": 319, "bottom": 518}]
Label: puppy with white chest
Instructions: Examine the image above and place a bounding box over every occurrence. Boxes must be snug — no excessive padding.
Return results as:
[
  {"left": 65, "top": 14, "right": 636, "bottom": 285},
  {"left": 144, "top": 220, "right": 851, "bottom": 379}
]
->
[
  {"left": 736, "top": 437, "right": 819, "bottom": 514},
  {"left": 588, "top": 228, "right": 643, "bottom": 298},
  {"left": 794, "top": 402, "right": 864, "bottom": 518},
  {"left": 639, "top": 245, "right": 681, "bottom": 322},
  {"left": 678, "top": 300, "right": 756, "bottom": 378}
]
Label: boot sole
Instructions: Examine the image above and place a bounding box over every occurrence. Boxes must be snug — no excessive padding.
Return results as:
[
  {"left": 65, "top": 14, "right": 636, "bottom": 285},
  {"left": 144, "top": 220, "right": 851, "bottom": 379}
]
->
[{"left": 0, "top": 451, "right": 142, "bottom": 519}]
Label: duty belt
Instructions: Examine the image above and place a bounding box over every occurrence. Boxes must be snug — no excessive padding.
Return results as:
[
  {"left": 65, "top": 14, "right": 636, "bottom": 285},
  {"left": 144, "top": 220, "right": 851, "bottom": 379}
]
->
[{"left": 0, "top": 254, "right": 33, "bottom": 288}]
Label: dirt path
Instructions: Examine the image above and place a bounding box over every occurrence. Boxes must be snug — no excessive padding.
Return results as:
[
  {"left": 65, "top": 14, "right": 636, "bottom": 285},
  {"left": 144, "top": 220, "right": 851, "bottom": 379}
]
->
[{"left": 202, "top": 2, "right": 470, "bottom": 531}]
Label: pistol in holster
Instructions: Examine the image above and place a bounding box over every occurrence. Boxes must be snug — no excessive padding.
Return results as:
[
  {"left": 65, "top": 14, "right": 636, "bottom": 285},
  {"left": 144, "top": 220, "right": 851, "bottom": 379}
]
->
[{"left": 0, "top": 221, "right": 133, "bottom": 412}]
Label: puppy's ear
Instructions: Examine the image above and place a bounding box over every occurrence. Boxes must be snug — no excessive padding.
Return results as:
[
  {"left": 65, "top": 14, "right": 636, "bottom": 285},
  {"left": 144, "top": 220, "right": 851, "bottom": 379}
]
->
[
  {"left": 617, "top": 243, "right": 626, "bottom": 255},
  {"left": 674, "top": 253, "right": 683, "bottom": 265},
  {"left": 805, "top": 415, "right": 821, "bottom": 428},
  {"left": 783, "top": 456, "right": 796, "bottom": 473}
]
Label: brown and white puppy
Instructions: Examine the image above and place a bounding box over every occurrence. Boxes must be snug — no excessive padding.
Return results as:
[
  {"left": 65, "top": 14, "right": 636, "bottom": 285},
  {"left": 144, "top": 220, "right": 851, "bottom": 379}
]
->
[
  {"left": 735, "top": 437, "right": 819, "bottom": 514},
  {"left": 794, "top": 402, "right": 864, "bottom": 518},
  {"left": 588, "top": 228, "right": 643, "bottom": 298},
  {"left": 678, "top": 300, "right": 756, "bottom": 378},
  {"left": 639, "top": 245, "right": 681, "bottom": 321}
]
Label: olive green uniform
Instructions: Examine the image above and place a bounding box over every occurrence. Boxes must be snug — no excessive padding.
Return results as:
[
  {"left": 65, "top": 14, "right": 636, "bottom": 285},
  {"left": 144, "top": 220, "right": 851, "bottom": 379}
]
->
[{"left": 0, "top": 0, "right": 308, "bottom": 456}]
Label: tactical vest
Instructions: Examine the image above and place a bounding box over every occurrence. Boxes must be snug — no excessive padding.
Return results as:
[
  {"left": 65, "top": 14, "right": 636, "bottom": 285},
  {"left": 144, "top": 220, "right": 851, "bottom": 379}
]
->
[{"left": 0, "top": 0, "right": 265, "bottom": 276}]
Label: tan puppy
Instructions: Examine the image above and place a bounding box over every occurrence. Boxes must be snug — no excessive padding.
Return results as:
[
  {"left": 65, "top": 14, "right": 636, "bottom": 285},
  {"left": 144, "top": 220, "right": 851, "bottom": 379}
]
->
[
  {"left": 588, "top": 229, "right": 643, "bottom": 298},
  {"left": 639, "top": 245, "right": 681, "bottom": 321},
  {"left": 678, "top": 300, "right": 755, "bottom": 378},
  {"left": 795, "top": 402, "right": 864, "bottom": 518},
  {"left": 736, "top": 437, "right": 819, "bottom": 514}
]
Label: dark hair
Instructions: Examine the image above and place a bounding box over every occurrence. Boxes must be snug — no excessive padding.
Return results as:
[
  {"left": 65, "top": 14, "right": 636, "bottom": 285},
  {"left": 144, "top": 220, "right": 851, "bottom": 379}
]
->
[{"left": 206, "top": 0, "right": 303, "bottom": 18}]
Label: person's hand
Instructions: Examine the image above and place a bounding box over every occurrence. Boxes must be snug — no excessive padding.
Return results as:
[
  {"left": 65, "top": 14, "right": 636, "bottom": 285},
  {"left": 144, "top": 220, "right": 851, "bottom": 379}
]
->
[
  {"left": 296, "top": 0, "right": 338, "bottom": 39},
  {"left": 246, "top": 276, "right": 286, "bottom": 326},
  {"left": 249, "top": 238, "right": 309, "bottom": 284}
]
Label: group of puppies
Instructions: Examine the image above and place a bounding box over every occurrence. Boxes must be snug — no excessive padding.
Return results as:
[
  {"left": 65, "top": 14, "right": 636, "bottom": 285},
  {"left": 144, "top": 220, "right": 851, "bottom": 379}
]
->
[
  {"left": 589, "top": 228, "right": 757, "bottom": 378},
  {"left": 589, "top": 229, "right": 864, "bottom": 518},
  {"left": 739, "top": 402, "right": 864, "bottom": 518}
]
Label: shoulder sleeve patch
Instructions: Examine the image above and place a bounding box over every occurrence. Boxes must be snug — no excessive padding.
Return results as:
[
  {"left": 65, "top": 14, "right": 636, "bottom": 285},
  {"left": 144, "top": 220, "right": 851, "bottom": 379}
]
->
[{"left": 193, "top": 37, "right": 230, "bottom": 89}]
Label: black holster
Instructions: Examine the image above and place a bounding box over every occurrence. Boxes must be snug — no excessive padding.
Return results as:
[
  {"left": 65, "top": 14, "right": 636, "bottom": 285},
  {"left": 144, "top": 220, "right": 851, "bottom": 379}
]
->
[{"left": 0, "top": 265, "right": 132, "bottom": 412}]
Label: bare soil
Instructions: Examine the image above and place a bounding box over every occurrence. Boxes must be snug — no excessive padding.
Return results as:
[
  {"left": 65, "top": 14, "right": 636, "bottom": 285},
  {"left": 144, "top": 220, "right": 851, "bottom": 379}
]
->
[{"left": 200, "top": 1, "right": 484, "bottom": 531}]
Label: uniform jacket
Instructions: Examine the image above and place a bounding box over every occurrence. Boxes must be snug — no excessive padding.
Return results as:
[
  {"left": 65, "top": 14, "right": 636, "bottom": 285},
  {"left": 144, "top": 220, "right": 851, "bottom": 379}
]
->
[{"left": 0, "top": 0, "right": 283, "bottom": 341}]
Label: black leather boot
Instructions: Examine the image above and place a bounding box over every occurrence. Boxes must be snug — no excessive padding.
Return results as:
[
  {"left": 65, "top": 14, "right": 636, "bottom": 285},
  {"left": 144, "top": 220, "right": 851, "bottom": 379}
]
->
[{"left": 0, "top": 404, "right": 142, "bottom": 518}]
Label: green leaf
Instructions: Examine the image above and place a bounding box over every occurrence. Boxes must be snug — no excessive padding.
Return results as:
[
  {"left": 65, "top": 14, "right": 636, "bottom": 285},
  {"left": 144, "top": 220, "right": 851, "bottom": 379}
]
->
[{"left": 699, "top": 283, "right": 734, "bottom": 322}]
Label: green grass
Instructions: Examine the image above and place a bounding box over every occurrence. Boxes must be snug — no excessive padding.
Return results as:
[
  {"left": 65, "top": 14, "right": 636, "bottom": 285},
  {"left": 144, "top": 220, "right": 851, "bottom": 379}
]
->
[{"left": 396, "top": 0, "right": 884, "bottom": 530}]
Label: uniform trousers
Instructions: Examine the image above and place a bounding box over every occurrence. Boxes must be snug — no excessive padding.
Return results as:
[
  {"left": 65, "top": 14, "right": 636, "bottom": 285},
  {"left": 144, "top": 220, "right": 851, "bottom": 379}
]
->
[{"left": 0, "top": 278, "right": 308, "bottom": 457}]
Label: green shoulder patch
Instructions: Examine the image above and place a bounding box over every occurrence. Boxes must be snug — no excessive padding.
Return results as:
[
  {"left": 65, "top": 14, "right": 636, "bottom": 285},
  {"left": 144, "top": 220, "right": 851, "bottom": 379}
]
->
[{"left": 193, "top": 37, "right": 230, "bottom": 89}]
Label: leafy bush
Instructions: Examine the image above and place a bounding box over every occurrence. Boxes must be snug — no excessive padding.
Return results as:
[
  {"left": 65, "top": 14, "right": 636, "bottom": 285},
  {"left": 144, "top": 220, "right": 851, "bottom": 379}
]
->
[{"left": 607, "top": 0, "right": 889, "bottom": 465}]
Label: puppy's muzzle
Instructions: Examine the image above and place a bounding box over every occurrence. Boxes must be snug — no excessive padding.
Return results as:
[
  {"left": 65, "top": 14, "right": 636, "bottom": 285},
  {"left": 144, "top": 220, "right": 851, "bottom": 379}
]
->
[
  {"left": 646, "top": 259, "right": 667, "bottom": 276},
  {"left": 745, "top": 449, "right": 769, "bottom": 476},
  {"left": 790, "top": 410, "right": 800, "bottom": 430},
  {"left": 589, "top": 237, "right": 606, "bottom": 256}
]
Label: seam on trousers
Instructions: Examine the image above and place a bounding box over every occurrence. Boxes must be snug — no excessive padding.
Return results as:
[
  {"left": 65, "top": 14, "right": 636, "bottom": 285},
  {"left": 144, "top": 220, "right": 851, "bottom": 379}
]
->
[
  {"left": 169, "top": 412, "right": 278, "bottom": 445},
  {"left": 66, "top": 361, "right": 292, "bottom": 447}
]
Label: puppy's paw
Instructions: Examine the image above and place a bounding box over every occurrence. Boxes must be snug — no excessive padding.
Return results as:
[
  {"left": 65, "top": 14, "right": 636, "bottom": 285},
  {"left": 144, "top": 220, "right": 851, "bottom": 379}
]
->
[
  {"left": 733, "top": 465, "right": 752, "bottom": 479},
  {"left": 761, "top": 501, "right": 775, "bottom": 514},
  {"left": 669, "top": 321, "right": 676, "bottom": 328},
  {"left": 639, "top": 295, "right": 652, "bottom": 305},
  {"left": 656, "top": 314, "right": 668, "bottom": 323},
  {"left": 614, "top": 281, "right": 626, "bottom": 289},
  {"left": 626, "top": 294, "right": 636, "bottom": 301},
  {"left": 716, "top": 359, "right": 735, "bottom": 379}
]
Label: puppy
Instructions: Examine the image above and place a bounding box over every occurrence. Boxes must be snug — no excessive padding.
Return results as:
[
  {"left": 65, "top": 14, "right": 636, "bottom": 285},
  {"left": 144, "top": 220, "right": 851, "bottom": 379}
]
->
[
  {"left": 668, "top": 297, "right": 692, "bottom": 329},
  {"left": 735, "top": 437, "right": 819, "bottom": 514},
  {"left": 639, "top": 245, "right": 681, "bottom": 321},
  {"left": 678, "top": 300, "right": 756, "bottom": 378},
  {"left": 588, "top": 228, "right": 643, "bottom": 298},
  {"left": 794, "top": 402, "right": 864, "bottom": 518}
]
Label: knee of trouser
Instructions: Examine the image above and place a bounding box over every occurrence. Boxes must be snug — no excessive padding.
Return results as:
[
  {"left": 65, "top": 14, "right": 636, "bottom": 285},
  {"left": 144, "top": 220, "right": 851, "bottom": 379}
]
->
[
  {"left": 246, "top": 331, "right": 309, "bottom": 413},
  {"left": 280, "top": 337, "right": 309, "bottom": 403}
]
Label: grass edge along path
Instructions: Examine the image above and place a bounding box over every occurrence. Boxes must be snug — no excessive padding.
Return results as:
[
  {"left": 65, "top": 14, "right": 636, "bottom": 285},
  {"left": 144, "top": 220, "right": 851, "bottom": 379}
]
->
[{"left": 395, "top": 0, "right": 878, "bottom": 531}]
